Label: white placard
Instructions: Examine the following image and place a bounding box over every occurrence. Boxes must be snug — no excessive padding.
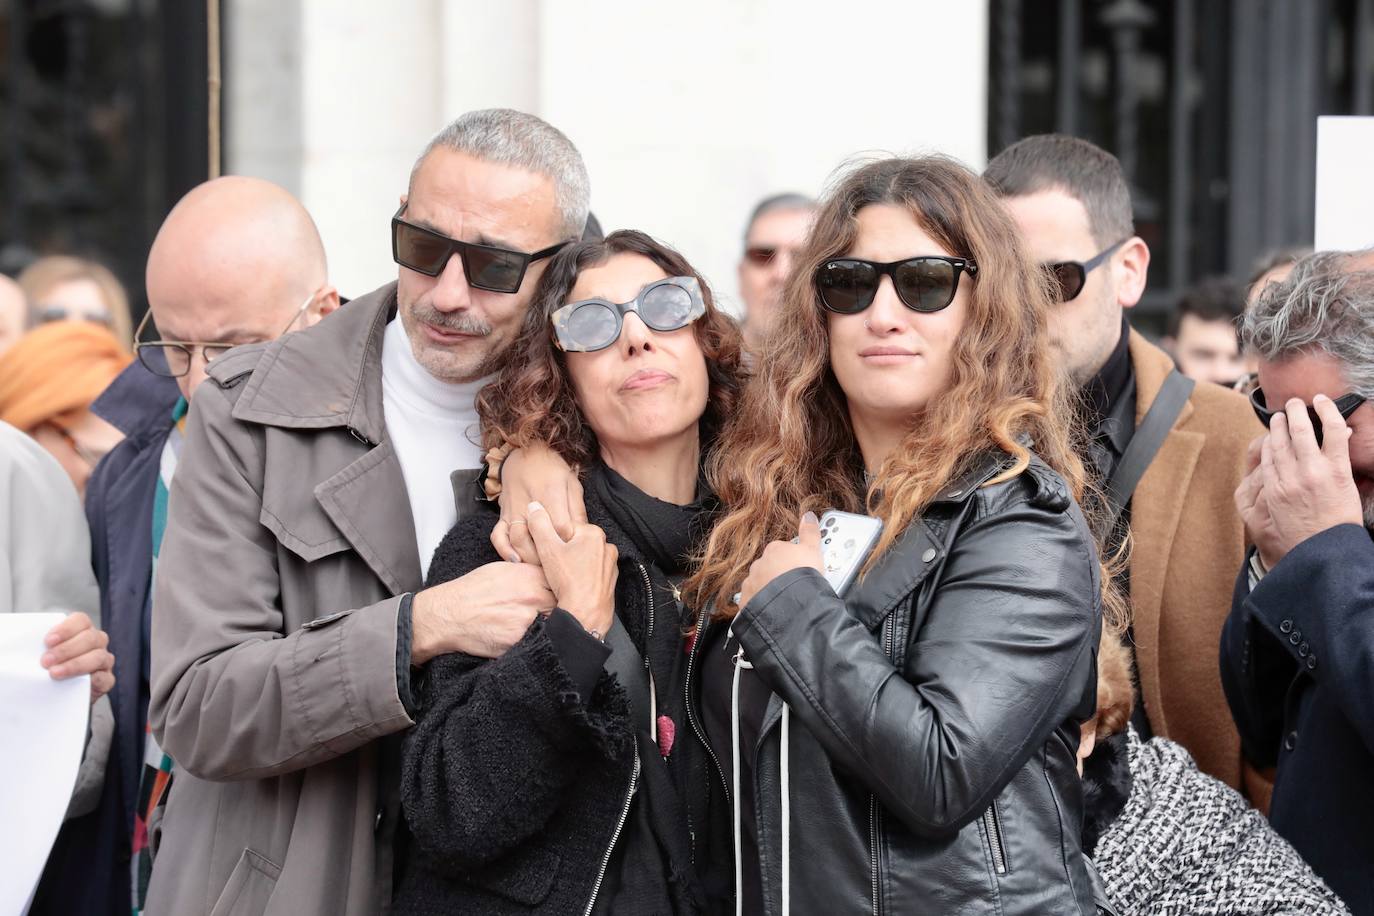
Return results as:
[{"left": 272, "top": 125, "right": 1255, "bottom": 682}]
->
[
  {"left": 0, "top": 613, "right": 90, "bottom": 916},
  {"left": 1315, "top": 116, "right": 1374, "bottom": 252}
]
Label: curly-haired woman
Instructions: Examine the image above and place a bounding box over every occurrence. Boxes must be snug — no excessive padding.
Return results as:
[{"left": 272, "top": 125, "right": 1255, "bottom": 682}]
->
[
  {"left": 395, "top": 230, "right": 745, "bottom": 915},
  {"left": 684, "top": 156, "right": 1120, "bottom": 915}
]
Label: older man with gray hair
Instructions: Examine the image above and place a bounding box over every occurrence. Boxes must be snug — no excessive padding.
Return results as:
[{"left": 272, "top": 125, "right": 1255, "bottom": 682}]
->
[
  {"left": 145, "top": 109, "right": 588, "bottom": 915},
  {"left": 1222, "top": 249, "right": 1374, "bottom": 915}
]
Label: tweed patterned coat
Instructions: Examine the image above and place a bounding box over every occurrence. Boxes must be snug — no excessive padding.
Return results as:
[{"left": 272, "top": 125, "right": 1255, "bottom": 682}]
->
[{"left": 1094, "top": 729, "right": 1350, "bottom": 916}]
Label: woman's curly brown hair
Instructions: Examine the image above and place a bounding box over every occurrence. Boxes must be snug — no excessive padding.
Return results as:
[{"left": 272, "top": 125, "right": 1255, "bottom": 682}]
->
[
  {"left": 683, "top": 155, "right": 1128, "bottom": 632},
  {"left": 477, "top": 229, "right": 747, "bottom": 467}
]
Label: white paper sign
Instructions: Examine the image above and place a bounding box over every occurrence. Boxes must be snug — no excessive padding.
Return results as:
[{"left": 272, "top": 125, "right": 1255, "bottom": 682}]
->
[
  {"left": 0, "top": 613, "right": 90, "bottom": 916},
  {"left": 1315, "top": 116, "right": 1374, "bottom": 252}
]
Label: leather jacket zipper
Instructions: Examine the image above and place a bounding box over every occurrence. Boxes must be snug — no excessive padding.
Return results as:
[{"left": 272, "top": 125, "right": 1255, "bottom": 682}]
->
[
  {"left": 983, "top": 800, "right": 1007, "bottom": 876},
  {"left": 869, "top": 797, "right": 883, "bottom": 916},
  {"left": 583, "top": 741, "right": 641, "bottom": 915},
  {"left": 870, "top": 614, "right": 895, "bottom": 916}
]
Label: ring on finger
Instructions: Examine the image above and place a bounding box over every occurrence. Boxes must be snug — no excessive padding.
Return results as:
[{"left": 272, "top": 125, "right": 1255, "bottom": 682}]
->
[{"left": 509, "top": 518, "right": 528, "bottom": 528}]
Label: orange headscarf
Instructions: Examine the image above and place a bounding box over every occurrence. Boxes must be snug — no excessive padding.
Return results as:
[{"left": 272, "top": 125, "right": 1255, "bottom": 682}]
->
[{"left": 0, "top": 321, "right": 132, "bottom": 431}]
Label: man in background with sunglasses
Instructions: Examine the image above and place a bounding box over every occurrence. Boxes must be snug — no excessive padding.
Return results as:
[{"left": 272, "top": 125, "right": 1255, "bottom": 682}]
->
[
  {"left": 1223, "top": 252, "right": 1374, "bottom": 915},
  {"left": 985, "top": 135, "right": 1264, "bottom": 805},
  {"left": 33, "top": 174, "right": 339, "bottom": 916},
  {"left": 142, "top": 110, "right": 587, "bottom": 916},
  {"left": 737, "top": 191, "right": 815, "bottom": 351}
]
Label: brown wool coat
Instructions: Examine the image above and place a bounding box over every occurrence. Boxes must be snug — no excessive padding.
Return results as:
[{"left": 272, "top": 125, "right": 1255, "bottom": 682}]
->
[{"left": 1126, "top": 330, "right": 1267, "bottom": 805}]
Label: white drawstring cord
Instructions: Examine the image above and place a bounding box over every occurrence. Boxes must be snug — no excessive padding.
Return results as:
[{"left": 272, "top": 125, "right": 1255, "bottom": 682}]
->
[{"left": 731, "top": 646, "right": 750, "bottom": 916}]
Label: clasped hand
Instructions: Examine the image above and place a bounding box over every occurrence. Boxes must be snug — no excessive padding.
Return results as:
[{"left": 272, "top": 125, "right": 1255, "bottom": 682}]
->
[
  {"left": 413, "top": 502, "right": 617, "bottom": 664},
  {"left": 1235, "top": 394, "right": 1363, "bottom": 570}
]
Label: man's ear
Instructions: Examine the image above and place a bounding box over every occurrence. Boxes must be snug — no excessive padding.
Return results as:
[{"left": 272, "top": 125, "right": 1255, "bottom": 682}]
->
[
  {"left": 314, "top": 285, "right": 341, "bottom": 322},
  {"left": 1115, "top": 236, "right": 1150, "bottom": 310}
]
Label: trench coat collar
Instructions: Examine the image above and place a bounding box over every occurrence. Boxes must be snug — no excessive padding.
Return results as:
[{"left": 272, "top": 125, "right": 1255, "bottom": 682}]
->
[
  {"left": 227, "top": 281, "right": 425, "bottom": 593},
  {"left": 230, "top": 282, "right": 396, "bottom": 446}
]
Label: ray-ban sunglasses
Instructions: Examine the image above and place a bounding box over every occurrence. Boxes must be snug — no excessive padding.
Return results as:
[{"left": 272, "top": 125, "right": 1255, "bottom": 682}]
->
[
  {"left": 552, "top": 276, "right": 705, "bottom": 352},
  {"left": 815, "top": 256, "right": 978, "bottom": 314}
]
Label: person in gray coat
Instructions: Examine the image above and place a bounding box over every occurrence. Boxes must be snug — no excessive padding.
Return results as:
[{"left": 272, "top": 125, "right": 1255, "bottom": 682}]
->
[
  {"left": 0, "top": 419, "right": 115, "bottom": 817},
  {"left": 145, "top": 109, "right": 590, "bottom": 916}
]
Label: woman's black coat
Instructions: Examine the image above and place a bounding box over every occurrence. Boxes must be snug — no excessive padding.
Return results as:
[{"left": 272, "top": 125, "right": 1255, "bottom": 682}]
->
[{"left": 394, "top": 489, "right": 702, "bottom": 915}]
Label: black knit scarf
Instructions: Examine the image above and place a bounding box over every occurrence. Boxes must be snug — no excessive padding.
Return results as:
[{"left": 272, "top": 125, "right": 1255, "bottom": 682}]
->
[{"left": 589, "top": 462, "right": 717, "bottom": 576}]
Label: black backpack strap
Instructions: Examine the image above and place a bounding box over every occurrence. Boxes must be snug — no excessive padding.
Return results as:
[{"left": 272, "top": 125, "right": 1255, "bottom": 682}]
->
[{"left": 1103, "top": 369, "right": 1195, "bottom": 528}]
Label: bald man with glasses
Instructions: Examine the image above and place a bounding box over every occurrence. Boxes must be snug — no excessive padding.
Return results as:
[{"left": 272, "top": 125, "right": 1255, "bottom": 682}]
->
[{"left": 34, "top": 175, "right": 338, "bottom": 916}]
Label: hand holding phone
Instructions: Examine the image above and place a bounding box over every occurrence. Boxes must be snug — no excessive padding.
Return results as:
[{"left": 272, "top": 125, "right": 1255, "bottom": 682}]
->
[
  {"left": 816, "top": 510, "right": 883, "bottom": 596},
  {"left": 735, "top": 509, "right": 883, "bottom": 610}
]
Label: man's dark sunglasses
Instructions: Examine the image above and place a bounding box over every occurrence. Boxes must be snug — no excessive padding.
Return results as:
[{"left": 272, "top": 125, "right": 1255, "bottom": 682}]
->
[
  {"left": 391, "top": 204, "right": 568, "bottom": 294},
  {"left": 815, "top": 256, "right": 977, "bottom": 315},
  {"left": 1249, "top": 387, "right": 1366, "bottom": 446},
  {"left": 1044, "top": 237, "right": 1130, "bottom": 302}
]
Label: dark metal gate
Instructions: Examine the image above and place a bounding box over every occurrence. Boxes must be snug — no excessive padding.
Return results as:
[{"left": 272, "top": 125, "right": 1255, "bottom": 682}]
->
[
  {"left": 0, "top": 0, "right": 216, "bottom": 317},
  {"left": 989, "top": 0, "right": 1374, "bottom": 330}
]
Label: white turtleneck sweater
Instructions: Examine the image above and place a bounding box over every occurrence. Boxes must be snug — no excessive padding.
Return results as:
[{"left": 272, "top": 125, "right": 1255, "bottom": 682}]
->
[{"left": 380, "top": 316, "right": 489, "bottom": 576}]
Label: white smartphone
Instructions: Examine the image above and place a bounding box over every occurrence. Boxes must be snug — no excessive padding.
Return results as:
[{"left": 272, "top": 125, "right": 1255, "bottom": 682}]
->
[{"left": 817, "top": 509, "right": 883, "bottom": 596}]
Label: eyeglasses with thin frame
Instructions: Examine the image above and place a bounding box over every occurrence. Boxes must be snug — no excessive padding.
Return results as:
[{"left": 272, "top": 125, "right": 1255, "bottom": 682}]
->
[
  {"left": 391, "top": 204, "right": 568, "bottom": 293},
  {"left": 815, "top": 256, "right": 978, "bottom": 315},
  {"left": 551, "top": 276, "right": 706, "bottom": 353},
  {"left": 133, "top": 291, "right": 315, "bottom": 379},
  {"left": 1043, "top": 237, "right": 1130, "bottom": 302},
  {"left": 1249, "top": 387, "right": 1366, "bottom": 446}
]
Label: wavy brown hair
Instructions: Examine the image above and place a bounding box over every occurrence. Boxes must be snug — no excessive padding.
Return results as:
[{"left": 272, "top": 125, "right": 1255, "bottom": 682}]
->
[
  {"left": 683, "top": 156, "right": 1125, "bottom": 629},
  {"left": 477, "top": 229, "right": 746, "bottom": 466}
]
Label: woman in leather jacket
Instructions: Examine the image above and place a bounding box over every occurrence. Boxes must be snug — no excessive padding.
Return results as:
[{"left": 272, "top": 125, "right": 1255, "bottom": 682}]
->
[
  {"left": 684, "top": 156, "right": 1117, "bottom": 915},
  {"left": 395, "top": 231, "right": 745, "bottom": 915}
]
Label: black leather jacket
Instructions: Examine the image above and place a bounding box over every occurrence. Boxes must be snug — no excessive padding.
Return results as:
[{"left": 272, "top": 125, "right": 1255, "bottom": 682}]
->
[{"left": 701, "top": 451, "right": 1103, "bottom": 915}]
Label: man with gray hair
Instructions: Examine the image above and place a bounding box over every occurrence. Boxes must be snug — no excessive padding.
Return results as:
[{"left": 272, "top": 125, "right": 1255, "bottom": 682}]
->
[
  {"left": 144, "top": 109, "right": 587, "bottom": 915},
  {"left": 1222, "top": 250, "right": 1374, "bottom": 915}
]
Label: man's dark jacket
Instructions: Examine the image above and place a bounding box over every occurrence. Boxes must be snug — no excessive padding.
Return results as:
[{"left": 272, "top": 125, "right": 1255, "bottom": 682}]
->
[
  {"left": 33, "top": 356, "right": 180, "bottom": 916},
  {"left": 1221, "top": 523, "right": 1374, "bottom": 915}
]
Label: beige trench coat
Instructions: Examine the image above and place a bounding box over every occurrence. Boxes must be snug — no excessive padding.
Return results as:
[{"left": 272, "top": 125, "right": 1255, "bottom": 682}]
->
[{"left": 147, "top": 285, "right": 427, "bottom": 916}]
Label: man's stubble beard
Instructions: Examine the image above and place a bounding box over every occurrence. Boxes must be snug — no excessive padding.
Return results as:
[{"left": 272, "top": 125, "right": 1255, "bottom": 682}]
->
[{"left": 401, "top": 292, "right": 517, "bottom": 384}]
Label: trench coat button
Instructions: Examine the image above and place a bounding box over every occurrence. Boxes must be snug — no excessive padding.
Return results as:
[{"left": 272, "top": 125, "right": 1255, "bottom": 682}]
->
[
  {"left": 1289, "top": 631, "right": 1302, "bottom": 646},
  {"left": 1279, "top": 619, "right": 1294, "bottom": 634},
  {"left": 1298, "top": 642, "right": 1310, "bottom": 657},
  {"left": 947, "top": 489, "right": 963, "bottom": 498},
  {"left": 1307, "top": 655, "right": 1318, "bottom": 670},
  {"left": 1284, "top": 730, "right": 1298, "bottom": 751},
  {"left": 921, "top": 548, "right": 937, "bottom": 563}
]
